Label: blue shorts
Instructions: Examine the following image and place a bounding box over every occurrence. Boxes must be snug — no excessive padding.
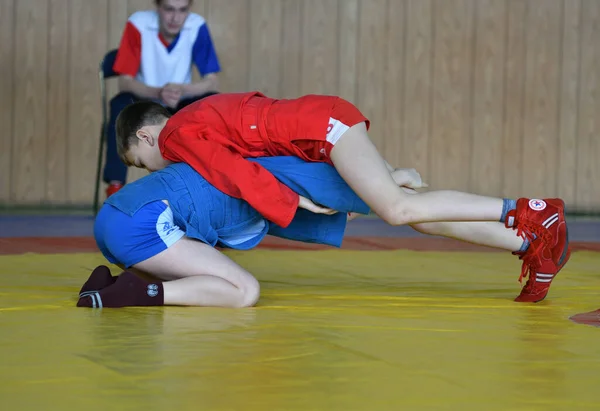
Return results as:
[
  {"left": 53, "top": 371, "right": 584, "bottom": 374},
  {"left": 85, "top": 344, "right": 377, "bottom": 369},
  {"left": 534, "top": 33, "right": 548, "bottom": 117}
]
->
[{"left": 94, "top": 200, "right": 185, "bottom": 268}]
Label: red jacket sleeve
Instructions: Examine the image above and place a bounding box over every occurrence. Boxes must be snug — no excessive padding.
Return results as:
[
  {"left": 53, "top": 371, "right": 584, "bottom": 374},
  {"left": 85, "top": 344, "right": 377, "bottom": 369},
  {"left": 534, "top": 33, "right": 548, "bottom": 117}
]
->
[
  {"left": 113, "top": 22, "right": 142, "bottom": 77},
  {"left": 163, "top": 137, "right": 300, "bottom": 228}
]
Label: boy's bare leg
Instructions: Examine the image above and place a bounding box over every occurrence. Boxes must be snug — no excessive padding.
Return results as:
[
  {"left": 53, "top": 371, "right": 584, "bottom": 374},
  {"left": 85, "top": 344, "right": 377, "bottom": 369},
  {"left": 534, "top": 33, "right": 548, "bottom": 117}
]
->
[
  {"left": 411, "top": 221, "right": 524, "bottom": 252},
  {"left": 339, "top": 136, "right": 565, "bottom": 302},
  {"left": 78, "top": 237, "right": 260, "bottom": 308},
  {"left": 346, "top": 211, "right": 522, "bottom": 251},
  {"left": 376, "top": 173, "right": 568, "bottom": 303},
  {"left": 385, "top": 175, "right": 525, "bottom": 252},
  {"left": 330, "top": 122, "right": 505, "bottom": 225},
  {"left": 136, "top": 237, "right": 260, "bottom": 307}
]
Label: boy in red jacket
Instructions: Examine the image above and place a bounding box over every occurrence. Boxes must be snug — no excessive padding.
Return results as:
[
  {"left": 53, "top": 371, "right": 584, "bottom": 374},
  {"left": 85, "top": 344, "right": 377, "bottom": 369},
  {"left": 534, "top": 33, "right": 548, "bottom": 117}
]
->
[{"left": 115, "top": 91, "right": 570, "bottom": 303}]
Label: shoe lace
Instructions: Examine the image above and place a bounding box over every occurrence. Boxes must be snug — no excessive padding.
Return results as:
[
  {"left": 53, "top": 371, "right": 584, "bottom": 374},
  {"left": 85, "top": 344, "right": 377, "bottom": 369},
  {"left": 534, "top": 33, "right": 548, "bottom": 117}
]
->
[
  {"left": 513, "top": 244, "right": 540, "bottom": 285},
  {"left": 516, "top": 253, "right": 539, "bottom": 293},
  {"left": 506, "top": 211, "right": 553, "bottom": 284}
]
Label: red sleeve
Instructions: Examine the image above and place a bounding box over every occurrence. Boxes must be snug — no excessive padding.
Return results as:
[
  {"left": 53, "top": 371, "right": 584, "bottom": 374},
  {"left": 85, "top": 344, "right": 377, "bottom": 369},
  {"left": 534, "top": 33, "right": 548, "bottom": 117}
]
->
[
  {"left": 113, "top": 22, "right": 141, "bottom": 77},
  {"left": 163, "top": 136, "right": 300, "bottom": 228}
]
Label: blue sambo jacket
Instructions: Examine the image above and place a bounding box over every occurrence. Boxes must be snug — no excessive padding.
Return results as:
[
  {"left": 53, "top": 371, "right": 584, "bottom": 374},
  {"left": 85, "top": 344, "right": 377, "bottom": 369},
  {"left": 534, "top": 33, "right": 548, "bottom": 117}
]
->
[{"left": 105, "top": 157, "right": 370, "bottom": 249}]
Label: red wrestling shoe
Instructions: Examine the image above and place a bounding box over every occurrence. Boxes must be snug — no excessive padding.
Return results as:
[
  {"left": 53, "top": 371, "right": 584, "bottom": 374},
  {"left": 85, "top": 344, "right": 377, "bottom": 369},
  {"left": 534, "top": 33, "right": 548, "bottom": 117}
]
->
[
  {"left": 106, "top": 182, "right": 123, "bottom": 198},
  {"left": 505, "top": 198, "right": 571, "bottom": 303}
]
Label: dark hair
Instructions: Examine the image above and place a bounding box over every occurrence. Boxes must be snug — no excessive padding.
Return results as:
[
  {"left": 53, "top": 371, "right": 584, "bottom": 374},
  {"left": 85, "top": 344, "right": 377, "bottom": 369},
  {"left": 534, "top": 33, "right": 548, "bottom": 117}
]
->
[{"left": 115, "top": 101, "right": 171, "bottom": 165}]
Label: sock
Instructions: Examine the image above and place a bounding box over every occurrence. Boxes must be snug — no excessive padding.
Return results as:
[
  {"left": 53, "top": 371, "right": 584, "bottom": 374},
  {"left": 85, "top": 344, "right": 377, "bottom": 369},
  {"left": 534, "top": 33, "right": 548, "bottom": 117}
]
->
[
  {"left": 77, "top": 271, "right": 164, "bottom": 308},
  {"left": 79, "top": 265, "right": 117, "bottom": 295},
  {"left": 519, "top": 238, "right": 531, "bottom": 253},
  {"left": 500, "top": 198, "right": 517, "bottom": 224},
  {"left": 517, "top": 233, "right": 538, "bottom": 253}
]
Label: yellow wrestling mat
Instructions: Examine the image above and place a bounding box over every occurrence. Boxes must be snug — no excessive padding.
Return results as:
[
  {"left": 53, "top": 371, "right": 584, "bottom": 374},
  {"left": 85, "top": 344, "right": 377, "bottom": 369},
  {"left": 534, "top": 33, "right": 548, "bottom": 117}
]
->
[{"left": 1, "top": 249, "right": 599, "bottom": 411}]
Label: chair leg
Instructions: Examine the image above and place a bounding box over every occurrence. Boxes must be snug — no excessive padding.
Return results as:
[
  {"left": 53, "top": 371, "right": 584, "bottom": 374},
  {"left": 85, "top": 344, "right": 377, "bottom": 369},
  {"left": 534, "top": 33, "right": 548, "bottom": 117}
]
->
[{"left": 93, "top": 123, "right": 106, "bottom": 216}]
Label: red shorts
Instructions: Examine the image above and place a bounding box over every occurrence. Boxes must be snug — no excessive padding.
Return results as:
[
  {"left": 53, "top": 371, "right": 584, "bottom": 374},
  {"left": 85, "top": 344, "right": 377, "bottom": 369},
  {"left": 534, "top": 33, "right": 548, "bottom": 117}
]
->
[{"left": 263, "top": 95, "right": 370, "bottom": 164}]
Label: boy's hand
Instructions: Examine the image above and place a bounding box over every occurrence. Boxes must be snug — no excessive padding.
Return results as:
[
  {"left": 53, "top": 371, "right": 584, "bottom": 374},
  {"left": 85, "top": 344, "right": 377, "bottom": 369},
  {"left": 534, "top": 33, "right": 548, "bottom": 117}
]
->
[
  {"left": 392, "top": 168, "right": 429, "bottom": 189},
  {"left": 298, "top": 196, "right": 338, "bottom": 215},
  {"left": 160, "top": 83, "right": 183, "bottom": 108}
]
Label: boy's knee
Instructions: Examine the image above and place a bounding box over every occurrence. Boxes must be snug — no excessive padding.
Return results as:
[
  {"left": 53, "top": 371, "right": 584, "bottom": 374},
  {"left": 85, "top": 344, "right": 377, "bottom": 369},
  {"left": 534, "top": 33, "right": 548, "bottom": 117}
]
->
[
  {"left": 239, "top": 277, "right": 260, "bottom": 308},
  {"left": 410, "top": 222, "right": 441, "bottom": 235},
  {"left": 379, "top": 198, "right": 416, "bottom": 226}
]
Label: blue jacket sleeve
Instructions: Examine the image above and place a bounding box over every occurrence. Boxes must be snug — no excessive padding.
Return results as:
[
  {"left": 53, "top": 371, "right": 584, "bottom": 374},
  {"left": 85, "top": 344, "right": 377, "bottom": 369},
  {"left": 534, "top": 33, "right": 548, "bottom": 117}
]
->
[{"left": 249, "top": 156, "right": 370, "bottom": 215}]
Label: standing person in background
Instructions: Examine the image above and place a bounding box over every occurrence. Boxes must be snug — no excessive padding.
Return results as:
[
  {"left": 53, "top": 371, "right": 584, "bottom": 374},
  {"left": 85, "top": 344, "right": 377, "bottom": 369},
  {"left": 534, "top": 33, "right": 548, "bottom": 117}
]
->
[{"left": 103, "top": 0, "right": 220, "bottom": 197}]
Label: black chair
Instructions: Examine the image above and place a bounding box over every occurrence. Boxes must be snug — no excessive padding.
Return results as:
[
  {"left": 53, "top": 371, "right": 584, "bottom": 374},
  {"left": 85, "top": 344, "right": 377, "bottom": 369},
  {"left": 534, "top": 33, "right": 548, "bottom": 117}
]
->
[{"left": 93, "top": 49, "right": 119, "bottom": 216}]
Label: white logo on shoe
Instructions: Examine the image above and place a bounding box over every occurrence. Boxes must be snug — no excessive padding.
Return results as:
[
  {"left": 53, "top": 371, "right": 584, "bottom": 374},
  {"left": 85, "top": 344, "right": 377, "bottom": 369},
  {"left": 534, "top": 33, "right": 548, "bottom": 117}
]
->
[
  {"left": 147, "top": 284, "right": 159, "bottom": 297},
  {"left": 529, "top": 199, "right": 546, "bottom": 211}
]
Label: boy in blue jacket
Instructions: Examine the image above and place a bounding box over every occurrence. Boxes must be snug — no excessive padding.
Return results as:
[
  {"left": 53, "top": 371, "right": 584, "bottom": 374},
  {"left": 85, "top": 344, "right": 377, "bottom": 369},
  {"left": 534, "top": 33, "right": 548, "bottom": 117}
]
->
[{"left": 80, "top": 157, "right": 563, "bottom": 309}]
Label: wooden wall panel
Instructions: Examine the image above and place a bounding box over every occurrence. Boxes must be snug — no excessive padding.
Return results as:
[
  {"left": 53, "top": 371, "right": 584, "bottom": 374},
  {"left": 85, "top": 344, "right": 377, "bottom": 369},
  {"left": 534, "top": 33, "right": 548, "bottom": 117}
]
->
[
  {"left": 248, "top": 0, "right": 283, "bottom": 96},
  {"left": 356, "top": 0, "right": 388, "bottom": 154},
  {"left": 301, "top": 0, "right": 339, "bottom": 95},
  {"left": 46, "top": 0, "right": 70, "bottom": 203},
  {"left": 521, "top": 0, "right": 562, "bottom": 198},
  {"left": 501, "top": 0, "right": 527, "bottom": 200},
  {"left": 430, "top": 0, "right": 475, "bottom": 191},
  {"left": 337, "top": 0, "right": 360, "bottom": 103},
  {"left": 469, "top": 0, "right": 506, "bottom": 196},
  {"left": 190, "top": 0, "right": 206, "bottom": 22},
  {"left": 128, "top": 0, "right": 152, "bottom": 14},
  {"left": 382, "top": 0, "right": 406, "bottom": 169},
  {"left": 66, "top": 0, "right": 108, "bottom": 203},
  {"left": 1, "top": 0, "right": 599, "bottom": 212},
  {"left": 12, "top": 0, "right": 48, "bottom": 203},
  {"left": 279, "top": 0, "right": 303, "bottom": 99},
  {"left": 402, "top": 0, "right": 433, "bottom": 181},
  {"left": 576, "top": 0, "right": 600, "bottom": 210},
  {"left": 0, "top": 0, "right": 15, "bottom": 202},
  {"left": 205, "top": 0, "right": 250, "bottom": 93},
  {"left": 556, "top": 0, "right": 581, "bottom": 206}
]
